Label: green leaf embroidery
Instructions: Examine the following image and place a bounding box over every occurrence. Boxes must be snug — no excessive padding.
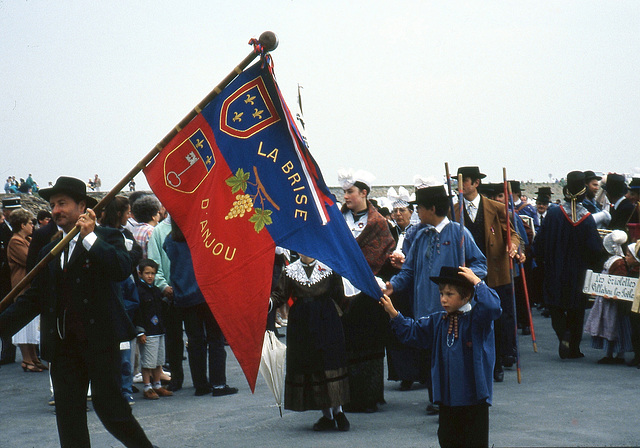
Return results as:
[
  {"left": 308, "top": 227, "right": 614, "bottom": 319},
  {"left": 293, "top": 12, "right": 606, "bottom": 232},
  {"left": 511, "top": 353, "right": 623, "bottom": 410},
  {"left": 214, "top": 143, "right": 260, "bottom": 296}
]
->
[
  {"left": 248, "top": 208, "right": 273, "bottom": 233},
  {"left": 225, "top": 168, "right": 250, "bottom": 193}
]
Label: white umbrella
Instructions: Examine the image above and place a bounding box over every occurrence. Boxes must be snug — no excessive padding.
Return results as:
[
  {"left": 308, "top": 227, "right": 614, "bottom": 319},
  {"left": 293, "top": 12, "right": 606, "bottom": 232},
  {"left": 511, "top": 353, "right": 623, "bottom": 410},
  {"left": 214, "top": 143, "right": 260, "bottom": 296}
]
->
[{"left": 259, "top": 330, "right": 286, "bottom": 416}]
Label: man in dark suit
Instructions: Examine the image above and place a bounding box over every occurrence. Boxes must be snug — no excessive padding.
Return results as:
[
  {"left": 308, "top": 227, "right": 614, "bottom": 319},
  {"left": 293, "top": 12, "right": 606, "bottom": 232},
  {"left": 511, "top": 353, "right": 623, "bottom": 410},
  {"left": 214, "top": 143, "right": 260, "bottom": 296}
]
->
[
  {"left": 0, "top": 197, "right": 21, "bottom": 365},
  {"left": 606, "top": 173, "right": 635, "bottom": 232},
  {"left": 454, "top": 166, "right": 522, "bottom": 382},
  {"left": 0, "top": 177, "right": 155, "bottom": 448}
]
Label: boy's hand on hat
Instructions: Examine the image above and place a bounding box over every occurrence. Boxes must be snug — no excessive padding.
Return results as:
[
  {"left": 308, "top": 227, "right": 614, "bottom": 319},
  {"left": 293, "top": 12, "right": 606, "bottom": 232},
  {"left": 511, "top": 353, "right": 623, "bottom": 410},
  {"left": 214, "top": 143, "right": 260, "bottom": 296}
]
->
[
  {"left": 458, "top": 266, "right": 481, "bottom": 286},
  {"left": 380, "top": 294, "right": 399, "bottom": 319},
  {"left": 77, "top": 208, "right": 96, "bottom": 237}
]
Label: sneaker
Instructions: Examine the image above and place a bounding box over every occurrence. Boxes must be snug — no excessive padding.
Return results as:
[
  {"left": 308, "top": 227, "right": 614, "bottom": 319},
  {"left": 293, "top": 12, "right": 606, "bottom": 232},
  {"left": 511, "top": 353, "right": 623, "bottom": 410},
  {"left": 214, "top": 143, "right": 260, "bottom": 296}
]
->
[
  {"left": 313, "top": 416, "right": 336, "bottom": 431},
  {"left": 133, "top": 372, "right": 143, "bottom": 383},
  {"left": 124, "top": 394, "right": 135, "bottom": 406},
  {"left": 211, "top": 385, "right": 238, "bottom": 397},
  {"left": 335, "top": 412, "right": 350, "bottom": 431},
  {"left": 153, "top": 387, "right": 173, "bottom": 397},
  {"left": 143, "top": 389, "right": 159, "bottom": 400}
]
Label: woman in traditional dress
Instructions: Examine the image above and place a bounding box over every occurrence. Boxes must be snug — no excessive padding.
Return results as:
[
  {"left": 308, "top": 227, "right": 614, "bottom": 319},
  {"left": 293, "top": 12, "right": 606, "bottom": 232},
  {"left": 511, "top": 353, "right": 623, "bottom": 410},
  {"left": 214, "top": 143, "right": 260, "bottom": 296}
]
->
[
  {"left": 8, "top": 208, "right": 45, "bottom": 372},
  {"left": 584, "top": 230, "right": 633, "bottom": 363},
  {"left": 270, "top": 254, "right": 351, "bottom": 431},
  {"left": 337, "top": 169, "right": 395, "bottom": 413}
]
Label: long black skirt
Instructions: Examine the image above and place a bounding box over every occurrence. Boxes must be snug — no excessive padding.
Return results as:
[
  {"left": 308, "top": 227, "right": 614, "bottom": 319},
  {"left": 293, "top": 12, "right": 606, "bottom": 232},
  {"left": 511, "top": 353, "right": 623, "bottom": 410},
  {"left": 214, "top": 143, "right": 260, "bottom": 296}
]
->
[{"left": 284, "top": 297, "right": 349, "bottom": 411}]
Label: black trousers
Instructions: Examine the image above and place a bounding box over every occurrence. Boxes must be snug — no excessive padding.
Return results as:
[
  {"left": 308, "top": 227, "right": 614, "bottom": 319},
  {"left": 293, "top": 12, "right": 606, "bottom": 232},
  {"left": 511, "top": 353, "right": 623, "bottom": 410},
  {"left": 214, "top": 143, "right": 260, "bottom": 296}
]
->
[
  {"left": 493, "top": 284, "right": 517, "bottom": 362},
  {"left": 164, "top": 304, "right": 184, "bottom": 387},
  {"left": 549, "top": 305, "right": 586, "bottom": 353},
  {"left": 51, "top": 336, "right": 152, "bottom": 448},
  {"left": 438, "top": 403, "right": 489, "bottom": 448}
]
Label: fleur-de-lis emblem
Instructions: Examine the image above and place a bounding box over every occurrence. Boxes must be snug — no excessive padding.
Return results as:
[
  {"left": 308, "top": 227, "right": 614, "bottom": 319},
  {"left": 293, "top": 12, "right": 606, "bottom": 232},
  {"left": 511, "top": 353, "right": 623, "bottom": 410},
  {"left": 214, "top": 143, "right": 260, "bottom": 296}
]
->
[
  {"left": 205, "top": 155, "right": 212, "bottom": 165},
  {"left": 253, "top": 108, "right": 264, "bottom": 119},
  {"left": 233, "top": 111, "right": 243, "bottom": 122},
  {"left": 244, "top": 94, "right": 256, "bottom": 105},
  {"left": 195, "top": 138, "right": 204, "bottom": 149}
]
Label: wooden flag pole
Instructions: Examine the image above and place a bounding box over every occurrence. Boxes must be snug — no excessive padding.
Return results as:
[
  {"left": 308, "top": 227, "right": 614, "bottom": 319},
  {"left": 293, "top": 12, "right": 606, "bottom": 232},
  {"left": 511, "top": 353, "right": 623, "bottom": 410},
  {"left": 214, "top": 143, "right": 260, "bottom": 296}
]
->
[{"left": 0, "top": 31, "right": 278, "bottom": 313}]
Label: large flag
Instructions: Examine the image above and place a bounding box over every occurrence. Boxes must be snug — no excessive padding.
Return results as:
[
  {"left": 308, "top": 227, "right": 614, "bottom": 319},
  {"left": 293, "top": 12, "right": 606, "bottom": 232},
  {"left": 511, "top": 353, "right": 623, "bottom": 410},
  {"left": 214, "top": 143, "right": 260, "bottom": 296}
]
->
[{"left": 144, "top": 57, "right": 381, "bottom": 391}]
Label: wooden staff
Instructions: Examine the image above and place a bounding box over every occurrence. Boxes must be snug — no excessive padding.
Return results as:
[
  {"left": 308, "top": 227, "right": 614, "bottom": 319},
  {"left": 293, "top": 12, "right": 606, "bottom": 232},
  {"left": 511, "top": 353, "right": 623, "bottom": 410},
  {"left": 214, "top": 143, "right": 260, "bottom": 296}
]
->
[
  {"left": 504, "top": 183, "right": 538, "bottom": 353},
  {"left": 0, "top": 31, "right": 279, "bottom": 313},
  {"left": 458, "top": 173, "right": 466, "bottom": 266},
  {"left": 444, "top": 162, "right": 456, "bottom": 221},
  {"left": 502, "top": 168, "right": 521, "bottom": 383}
]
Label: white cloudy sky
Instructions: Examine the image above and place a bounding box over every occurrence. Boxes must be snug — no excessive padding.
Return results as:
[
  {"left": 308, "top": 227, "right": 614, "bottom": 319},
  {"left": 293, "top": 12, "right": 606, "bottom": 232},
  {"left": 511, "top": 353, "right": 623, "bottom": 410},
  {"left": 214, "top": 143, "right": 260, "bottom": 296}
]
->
[{"left": 1, "top": 1, "right": 639, "bottom": 191}]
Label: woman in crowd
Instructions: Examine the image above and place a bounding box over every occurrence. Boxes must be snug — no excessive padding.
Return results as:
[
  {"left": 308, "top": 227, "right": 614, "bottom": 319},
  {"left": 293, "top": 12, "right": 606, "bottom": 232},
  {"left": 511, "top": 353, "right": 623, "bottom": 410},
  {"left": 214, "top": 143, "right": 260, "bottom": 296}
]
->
[
  {"left": 270, "top": 253, "right": 351, "bottom": 431},
  {"left": 8, "top": 208, "right": 45, "bottom": 372}
]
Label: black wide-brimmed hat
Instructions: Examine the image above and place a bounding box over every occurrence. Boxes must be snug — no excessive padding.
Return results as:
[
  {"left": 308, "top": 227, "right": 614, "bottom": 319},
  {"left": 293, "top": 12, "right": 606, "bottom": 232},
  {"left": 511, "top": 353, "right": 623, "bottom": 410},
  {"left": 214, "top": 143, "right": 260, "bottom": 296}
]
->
[
  {"left": 583, "top": 170, "right": 602, "bottom": 182},
  {"left": 410, "top": 185, "right": 448, "bottom": 208},
  {"left": 604, "top": 173, "right": 628, "bottom": 197},
  {"left": 429, "top": 266, "right": 474, "bottom": 288},
  {"left": 535, "top": 187, "right": 553, "bottom": 196},
  {"left": 564, "top": 171, "right": 587, "bottom": 197},
  {"left": 508, "top": 180, "right": 522, "bottom": 194},
  {"left": 39, "top": 176, "right": 98, "bottom": 208},
  {"left": 628, "top": 177, "right": 640, "bottom": 190},
  {"left": 456, "top": 166, "right": 486, "bottom": 180}
]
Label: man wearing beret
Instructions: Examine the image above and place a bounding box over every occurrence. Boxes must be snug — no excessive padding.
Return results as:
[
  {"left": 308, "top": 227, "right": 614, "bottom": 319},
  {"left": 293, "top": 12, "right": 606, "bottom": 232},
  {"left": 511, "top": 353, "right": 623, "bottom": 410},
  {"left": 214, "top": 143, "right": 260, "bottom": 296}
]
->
[{"left": 0, "top": 177, "right": 156, "bottom": 448}]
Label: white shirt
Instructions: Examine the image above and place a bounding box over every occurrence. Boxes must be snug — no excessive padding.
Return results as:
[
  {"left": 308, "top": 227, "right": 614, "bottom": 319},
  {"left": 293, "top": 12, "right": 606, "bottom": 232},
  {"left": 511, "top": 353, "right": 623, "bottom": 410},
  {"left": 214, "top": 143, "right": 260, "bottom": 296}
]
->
[{"left": 60, "top": 230, "right": 97, "bottom": 268}]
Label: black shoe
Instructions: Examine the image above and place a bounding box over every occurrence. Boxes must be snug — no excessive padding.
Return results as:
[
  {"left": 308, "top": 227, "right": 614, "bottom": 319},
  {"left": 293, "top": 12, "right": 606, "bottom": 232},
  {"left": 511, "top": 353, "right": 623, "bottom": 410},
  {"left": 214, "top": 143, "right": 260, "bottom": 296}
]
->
[
  {"left": 166, "top": 382, "right": 182, "bottom": 392},
  {"left": 426, "top": 402, "right": 439, "bottom": 415},
  {"left": 541, "top": 309, "right": 551, "bottom": 318},
  {"left": 558, "top": 340, "right": 570, "bottom": 359},
  {"left": 335, "top": 412, "right": 350, "bottom": 431},
  {"left": 194, "top": 387, "right": 212, "bottom": 396},
  {"left": 567, "top": 351, "right": 585, "bottom": 359},
  {"left": 0, "top": 359, "right": 15, "bottom": 366},
  {"left": 502, "top": 355, "right": 516, "bottom": 368},
  {"left": 493, "top": 366, "right": 504, "bottom": 382},
  {"left": 597, "top": 356, "right": 616, "bottom": 365},
  {"left": 399, "top": 380, "right": 413, "bottom": 391},
  {"left": 313, "top": 416, "right": 336, "bottom": 431},
  {"left": 522, "top": 327, "right": 531, "bottom": 336},
  {"left": 211, "top": 385, "right": 238, "bottom": 397},
  {"left": 131, "top": 385, "right": 139, "bottom": 393},
  {"left": 626, "top": 357, "right": 640, "bottom": 367}
]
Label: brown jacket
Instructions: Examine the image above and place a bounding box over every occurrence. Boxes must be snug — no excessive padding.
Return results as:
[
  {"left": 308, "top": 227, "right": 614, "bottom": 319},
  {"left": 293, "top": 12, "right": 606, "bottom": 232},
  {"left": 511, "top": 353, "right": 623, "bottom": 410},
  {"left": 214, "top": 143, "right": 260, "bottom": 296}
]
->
[{"left": 455, "top": 195, "right": 521, "bottom": 288}]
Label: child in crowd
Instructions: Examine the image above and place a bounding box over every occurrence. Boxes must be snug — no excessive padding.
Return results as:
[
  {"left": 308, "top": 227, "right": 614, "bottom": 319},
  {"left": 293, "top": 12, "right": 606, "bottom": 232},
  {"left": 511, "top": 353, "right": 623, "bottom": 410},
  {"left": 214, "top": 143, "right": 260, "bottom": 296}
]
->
[
  {"left": 380, "top": 266, "right": 501, "bottom": 448},
  {"left": 135, "top": 259, "right": 173, "bottom": 400}
]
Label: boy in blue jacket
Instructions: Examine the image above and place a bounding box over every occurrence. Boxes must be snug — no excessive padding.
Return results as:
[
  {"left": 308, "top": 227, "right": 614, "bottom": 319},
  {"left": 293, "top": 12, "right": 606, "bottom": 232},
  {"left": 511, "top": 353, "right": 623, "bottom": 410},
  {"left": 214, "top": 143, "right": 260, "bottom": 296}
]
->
[{"left": 381, "top": 266, "right": 501, "bottom": 448}]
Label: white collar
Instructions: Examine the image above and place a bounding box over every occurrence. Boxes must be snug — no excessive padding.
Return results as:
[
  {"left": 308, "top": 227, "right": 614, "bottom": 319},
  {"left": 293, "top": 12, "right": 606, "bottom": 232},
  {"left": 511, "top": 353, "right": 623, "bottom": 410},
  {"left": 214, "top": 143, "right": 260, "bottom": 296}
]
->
[
  {"left": 434, "top": 216, "right": 450, "bottom": 233},
  {"left": 459, "top": 302, "right": 472, "bottom": 313},
  {"left": 614, "top": 196, "right": 625, "bottom": 209},
  {"left": 465, "top": 194, "right": 481, "bottom": 209}
]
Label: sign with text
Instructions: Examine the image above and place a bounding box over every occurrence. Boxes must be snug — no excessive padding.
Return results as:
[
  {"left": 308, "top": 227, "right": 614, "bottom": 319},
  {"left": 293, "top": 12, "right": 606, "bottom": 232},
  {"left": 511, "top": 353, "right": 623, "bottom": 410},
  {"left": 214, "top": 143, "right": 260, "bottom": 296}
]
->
[{"left": 583, "top": 269, "right": 638, "bottom": 302}]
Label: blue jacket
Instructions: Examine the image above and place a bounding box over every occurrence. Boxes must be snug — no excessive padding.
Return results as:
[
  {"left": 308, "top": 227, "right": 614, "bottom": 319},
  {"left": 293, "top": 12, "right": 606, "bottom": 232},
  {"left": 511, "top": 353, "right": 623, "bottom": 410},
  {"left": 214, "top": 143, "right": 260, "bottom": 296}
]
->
[
  {"left": 390, "top": 220, "right": 487, "bottom": 318},
  {"left": 390, "top": 282, "right": 501, "bottom": 406},
  {"left": 162, "top": 234, "right": 206, "bottom": 308}
]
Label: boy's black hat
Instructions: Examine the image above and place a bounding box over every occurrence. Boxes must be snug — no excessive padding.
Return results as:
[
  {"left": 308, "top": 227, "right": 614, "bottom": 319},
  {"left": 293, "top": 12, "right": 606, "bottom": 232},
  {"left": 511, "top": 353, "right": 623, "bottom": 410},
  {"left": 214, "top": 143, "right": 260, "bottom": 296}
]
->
[
  {"left": 456, "top": 166, "right": 486, "bottom": 180},
  {"left": 39, "top": 176, "right": 98, "bottom": 208},
  {"left": 629, "top": 178, "right": 640, "bottom": 190},
  {"left": 429, "top": 266, "right": 474, "bottom": 288},
  {"left": 583, "top": 170, "right": 602, "bottom": 182},
  {"left": 410, "top": 185, "right": 448, "bottom": 208}
]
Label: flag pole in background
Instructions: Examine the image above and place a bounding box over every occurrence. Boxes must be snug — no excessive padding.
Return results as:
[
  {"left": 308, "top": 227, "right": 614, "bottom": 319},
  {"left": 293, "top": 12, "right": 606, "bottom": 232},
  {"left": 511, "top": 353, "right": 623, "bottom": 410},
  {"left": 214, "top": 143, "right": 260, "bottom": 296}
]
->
[{"left": 0, "top": 31, "right": 278, "bottom": 313}]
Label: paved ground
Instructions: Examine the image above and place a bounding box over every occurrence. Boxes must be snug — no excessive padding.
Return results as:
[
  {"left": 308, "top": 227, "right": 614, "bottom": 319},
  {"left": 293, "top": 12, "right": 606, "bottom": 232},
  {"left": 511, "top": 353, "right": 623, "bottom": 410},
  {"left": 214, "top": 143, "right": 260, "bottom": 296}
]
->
[{"left": 1, "top": 308, "right": 639, "bottom": 448}]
